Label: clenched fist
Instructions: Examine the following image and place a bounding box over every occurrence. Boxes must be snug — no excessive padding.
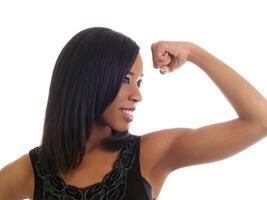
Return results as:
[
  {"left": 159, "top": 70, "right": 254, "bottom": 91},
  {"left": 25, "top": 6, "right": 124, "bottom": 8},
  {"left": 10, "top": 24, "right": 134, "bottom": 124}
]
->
[{"left": 151, "top": 41, "right": 192, "bottom": 74}]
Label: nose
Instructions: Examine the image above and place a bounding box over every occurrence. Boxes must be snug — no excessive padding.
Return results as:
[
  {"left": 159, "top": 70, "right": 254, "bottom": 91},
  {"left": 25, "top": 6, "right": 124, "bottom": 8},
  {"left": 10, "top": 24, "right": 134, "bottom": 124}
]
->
[{"left": 129, "top": 86, "right": 142, "bottom": 103}]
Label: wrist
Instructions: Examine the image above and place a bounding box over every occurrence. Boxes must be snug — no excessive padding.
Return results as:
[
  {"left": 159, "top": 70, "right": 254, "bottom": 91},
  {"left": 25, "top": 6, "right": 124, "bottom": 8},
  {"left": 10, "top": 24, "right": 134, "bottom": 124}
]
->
[{"left": 187, "top": 42, "right": 203, "bottom": 64}]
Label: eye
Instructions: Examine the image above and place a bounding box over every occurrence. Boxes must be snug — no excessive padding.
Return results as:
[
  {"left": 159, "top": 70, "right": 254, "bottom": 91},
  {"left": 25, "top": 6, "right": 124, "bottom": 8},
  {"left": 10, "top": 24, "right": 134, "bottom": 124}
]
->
[
  {"left": 123, "top": 77, "right": 143, "bottom": 88},
  {"left": 123, "top": 77, "right": 130, "bottom": 84},
  {"left": 137, "top": 79, "right": 143, "bottom": 88}
]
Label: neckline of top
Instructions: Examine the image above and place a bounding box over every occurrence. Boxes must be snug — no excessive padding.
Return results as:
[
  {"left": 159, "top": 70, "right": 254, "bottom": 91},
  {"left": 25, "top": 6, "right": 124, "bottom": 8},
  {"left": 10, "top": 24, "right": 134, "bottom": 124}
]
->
[{"left": 55, "top": 140, "right": 128, "bottom": 191}]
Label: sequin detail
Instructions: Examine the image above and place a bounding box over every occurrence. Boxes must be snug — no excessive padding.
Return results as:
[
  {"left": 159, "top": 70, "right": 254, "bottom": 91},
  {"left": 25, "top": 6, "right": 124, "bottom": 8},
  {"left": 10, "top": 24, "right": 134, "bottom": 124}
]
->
[{"left": 32, "top": 136, "right": 138, "bottom": 200}]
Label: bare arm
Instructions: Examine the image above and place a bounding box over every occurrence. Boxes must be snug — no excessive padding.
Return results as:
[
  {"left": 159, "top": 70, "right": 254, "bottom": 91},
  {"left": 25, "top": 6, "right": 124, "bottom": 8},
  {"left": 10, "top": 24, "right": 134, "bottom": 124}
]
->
[
  {"left": 147, "top": 41, "right": 267, "bottom": 173},
  {"left": 0, "top": 154, "right": 33, "bottom": 200},
  {"left": 188, "top": 43, "right": 267, "bottom": 127}
]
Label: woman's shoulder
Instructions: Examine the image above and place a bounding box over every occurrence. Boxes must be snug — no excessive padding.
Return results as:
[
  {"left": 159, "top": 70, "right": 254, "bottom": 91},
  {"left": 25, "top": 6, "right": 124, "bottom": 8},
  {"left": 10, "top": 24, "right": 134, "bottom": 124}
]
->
[{"left": 0, "top": 151, "right": 34, "bottom": 199}]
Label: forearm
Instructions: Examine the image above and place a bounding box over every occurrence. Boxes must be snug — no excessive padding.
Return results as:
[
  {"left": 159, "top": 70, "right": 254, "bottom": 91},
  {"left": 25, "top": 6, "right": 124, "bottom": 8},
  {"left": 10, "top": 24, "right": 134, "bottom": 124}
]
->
[{"left": 188, "top": 43, "right": 267, "bottom": 129}]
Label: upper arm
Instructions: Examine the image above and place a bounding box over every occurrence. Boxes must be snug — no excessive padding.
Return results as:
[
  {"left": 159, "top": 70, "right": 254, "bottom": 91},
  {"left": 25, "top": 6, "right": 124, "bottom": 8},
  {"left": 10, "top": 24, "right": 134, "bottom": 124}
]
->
[
  {"left": 143, "top": 118, "right": 267, "bottom": 175},
  {"left": 0, "top": 153, "right": 34, "bottom": 200}
]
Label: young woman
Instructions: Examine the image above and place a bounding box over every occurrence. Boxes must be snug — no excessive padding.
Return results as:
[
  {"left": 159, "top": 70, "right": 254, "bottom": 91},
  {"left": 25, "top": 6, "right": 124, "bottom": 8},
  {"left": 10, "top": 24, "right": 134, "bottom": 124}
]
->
[{"left": 0, "top": 27, "right": 266, "bottom": 200}]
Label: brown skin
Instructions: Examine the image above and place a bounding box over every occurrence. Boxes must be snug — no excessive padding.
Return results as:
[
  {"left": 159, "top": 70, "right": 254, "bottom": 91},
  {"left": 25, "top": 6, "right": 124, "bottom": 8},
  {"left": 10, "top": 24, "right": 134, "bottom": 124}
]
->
[
  {"left": 0, "top": 53, "right": 144, "bottom": 200},
  {"left": 58, "top": 53, "right": 144, "bottom": 187},
  {"left": 85, "top": 53, "right": 144, "bottom": 152},
  {"left": 1, "top": 43, "right": 267, "bottom": 199}
]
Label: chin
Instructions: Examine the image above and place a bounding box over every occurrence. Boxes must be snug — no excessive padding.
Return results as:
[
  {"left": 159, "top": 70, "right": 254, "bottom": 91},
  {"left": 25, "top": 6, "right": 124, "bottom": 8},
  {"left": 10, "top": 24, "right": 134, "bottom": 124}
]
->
[
  {"left": 105, "top": 117, "right": 130, "bottom": 134},
  {"left": 116, "top": 127, "right": 129, "bottom": 133},
  {"left": 112, "top": 125, "right": 129, "bottom": 134}
]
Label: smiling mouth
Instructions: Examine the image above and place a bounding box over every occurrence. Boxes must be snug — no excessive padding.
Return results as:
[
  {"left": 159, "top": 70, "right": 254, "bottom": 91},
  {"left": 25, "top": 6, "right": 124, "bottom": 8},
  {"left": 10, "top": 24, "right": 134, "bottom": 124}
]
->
[{"left": 119, "top": 109, "right": 133, "bottom": 122}]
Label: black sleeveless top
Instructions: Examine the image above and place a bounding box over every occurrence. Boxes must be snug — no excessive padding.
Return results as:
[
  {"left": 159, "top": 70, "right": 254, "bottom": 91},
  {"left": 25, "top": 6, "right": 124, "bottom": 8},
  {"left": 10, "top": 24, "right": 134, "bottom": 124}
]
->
[{"left": 29, "top": 134, "right": 157, "bottom": 200}]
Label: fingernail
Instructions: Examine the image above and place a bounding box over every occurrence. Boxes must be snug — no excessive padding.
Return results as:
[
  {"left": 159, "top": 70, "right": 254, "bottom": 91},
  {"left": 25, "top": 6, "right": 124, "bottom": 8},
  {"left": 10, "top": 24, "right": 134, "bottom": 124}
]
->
[
  {"left": 164, "top": 67, "right": 170, "bottom": 73},
  {"left": 160, "top": 68, "right": 166, "bottom": 74}
]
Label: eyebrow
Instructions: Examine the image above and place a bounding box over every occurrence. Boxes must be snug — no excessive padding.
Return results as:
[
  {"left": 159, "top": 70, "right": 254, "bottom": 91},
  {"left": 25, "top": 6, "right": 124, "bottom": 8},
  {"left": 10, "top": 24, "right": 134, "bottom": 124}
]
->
[{"left": 128, "top": 71, "right": 144, "bottom": 77}]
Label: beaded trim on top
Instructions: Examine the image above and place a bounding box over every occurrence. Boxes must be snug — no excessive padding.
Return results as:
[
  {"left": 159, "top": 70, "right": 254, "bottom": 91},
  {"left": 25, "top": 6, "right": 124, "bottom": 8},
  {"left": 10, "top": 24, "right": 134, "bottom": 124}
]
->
[{"left": 32, "top": 135, "right": 138, "bottom": 200}]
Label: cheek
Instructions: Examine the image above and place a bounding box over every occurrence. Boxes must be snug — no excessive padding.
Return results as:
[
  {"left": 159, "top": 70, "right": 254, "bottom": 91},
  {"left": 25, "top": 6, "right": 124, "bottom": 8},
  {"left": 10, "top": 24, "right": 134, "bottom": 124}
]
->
[
  {"left": 101, "top": 104, "right": 129, "bottom": 132},
  {"left": 99, "top": 90, "right": 129, "bottom": 129},
  {"left": 104, "top": 106, "right": 118, "bottom": 118},
  {"left": 101, "top": 103, "right": 120, "bottom": 124}
]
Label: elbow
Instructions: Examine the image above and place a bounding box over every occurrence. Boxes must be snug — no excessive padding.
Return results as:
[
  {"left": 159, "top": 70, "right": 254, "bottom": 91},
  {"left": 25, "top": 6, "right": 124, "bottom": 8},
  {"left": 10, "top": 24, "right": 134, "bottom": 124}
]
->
[
  {"left": 252, "top": 116, "right": 267, "bottom": 134},
  {"left": 259, "top": 118, "right": 267, "bottom": 135},
  {"left": 263, "top": 122, "right": 267, "bottom": 133},
  {"left": 243, "top": 118, "right": 267, "bottom": 137}
]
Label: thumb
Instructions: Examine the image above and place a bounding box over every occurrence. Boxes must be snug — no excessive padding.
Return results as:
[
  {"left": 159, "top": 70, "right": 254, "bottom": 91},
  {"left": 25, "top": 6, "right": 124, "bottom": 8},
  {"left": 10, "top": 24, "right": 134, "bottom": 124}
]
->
[{"left": 159, "top": 66, "right": 170, "bottom": 74}]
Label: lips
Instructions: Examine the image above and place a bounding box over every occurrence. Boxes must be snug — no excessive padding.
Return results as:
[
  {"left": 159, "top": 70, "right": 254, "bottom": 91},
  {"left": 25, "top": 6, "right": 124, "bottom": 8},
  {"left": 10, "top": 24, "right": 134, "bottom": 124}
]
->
[
  {"left": 119, "top": 108, "right": 134, "bottom": 122},
  {"left": 120, "top": 107, "right": 136, "bottom": 111}
]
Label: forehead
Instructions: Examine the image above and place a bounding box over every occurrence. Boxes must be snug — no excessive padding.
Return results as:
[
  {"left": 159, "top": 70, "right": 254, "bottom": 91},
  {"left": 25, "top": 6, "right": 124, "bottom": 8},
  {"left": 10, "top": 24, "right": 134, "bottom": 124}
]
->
[
  {"left": 128, "top": 71, "right": 144, "bottom": 77},
  {"left": 129, "top": 53, "right": 143, "bottom": 77}
]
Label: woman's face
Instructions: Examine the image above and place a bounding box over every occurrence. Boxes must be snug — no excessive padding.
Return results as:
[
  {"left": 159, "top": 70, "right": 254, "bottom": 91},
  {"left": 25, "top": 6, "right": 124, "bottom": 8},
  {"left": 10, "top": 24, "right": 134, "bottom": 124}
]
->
[{"left": 100, "top": 53, "right": 144, "bottom": 132}]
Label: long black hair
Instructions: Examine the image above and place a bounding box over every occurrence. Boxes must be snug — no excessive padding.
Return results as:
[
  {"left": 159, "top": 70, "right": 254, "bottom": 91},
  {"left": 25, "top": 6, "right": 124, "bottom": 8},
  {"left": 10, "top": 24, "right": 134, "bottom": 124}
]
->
[{"left": 39, "top": 27, "right": 140, "bottom": 176}]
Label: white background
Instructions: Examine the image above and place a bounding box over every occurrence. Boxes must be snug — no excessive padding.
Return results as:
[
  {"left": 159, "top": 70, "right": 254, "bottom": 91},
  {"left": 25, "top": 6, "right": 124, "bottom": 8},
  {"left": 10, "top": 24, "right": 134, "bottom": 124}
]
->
[{"left": 0, "top": 0, "right": 267, "bottom": 199}]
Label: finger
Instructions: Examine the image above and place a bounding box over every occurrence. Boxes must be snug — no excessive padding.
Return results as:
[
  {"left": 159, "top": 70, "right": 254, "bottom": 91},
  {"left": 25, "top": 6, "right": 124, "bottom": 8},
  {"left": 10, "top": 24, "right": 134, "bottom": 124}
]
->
[
  {"left": 154, "top": 60, "right": 170, "bottom": 69},
  {"left": 151, "top": 42, "right": 172, "bottom": 69},
  {"left": 152, "top": 42, "right": 168, "bottom": 62},
  {"left": 163, "top": 53, "right": 171, "bottom": 64},
  {"left": 159, "top": 66, "right": 170, "bottom": 74},
  {"left": 151, "top": 43, "right": 156, "bottom": 51},
  {"left": 153, "top": 57, "right": 168, "bottom": 68},
  {"left": 158, "top": 50, "right": 168, "bottom": 62},
  {"left": 157, "top": 52, "right": 168, "bottom": 63},
  {"left": 151, "top": 42, "right": 158, "bottom": 60},
  {"left": 159, "top": 68, "right": 166, "bottom": 74},
  {"left": 151, "top": 43, "right": 160, "bottom": 68},
  {"left": 154, "top": 61, "right": 169, "bottom": 70},
  {"left": 154, "top": 54, "right": 171, "bottom": 68}
]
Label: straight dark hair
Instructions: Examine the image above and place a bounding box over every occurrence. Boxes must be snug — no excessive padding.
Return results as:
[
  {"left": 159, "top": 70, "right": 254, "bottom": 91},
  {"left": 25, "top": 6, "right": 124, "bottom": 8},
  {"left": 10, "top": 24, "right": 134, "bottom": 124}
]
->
[{"left": 39, "top": 27, "right": 140, "bottom": 176}]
